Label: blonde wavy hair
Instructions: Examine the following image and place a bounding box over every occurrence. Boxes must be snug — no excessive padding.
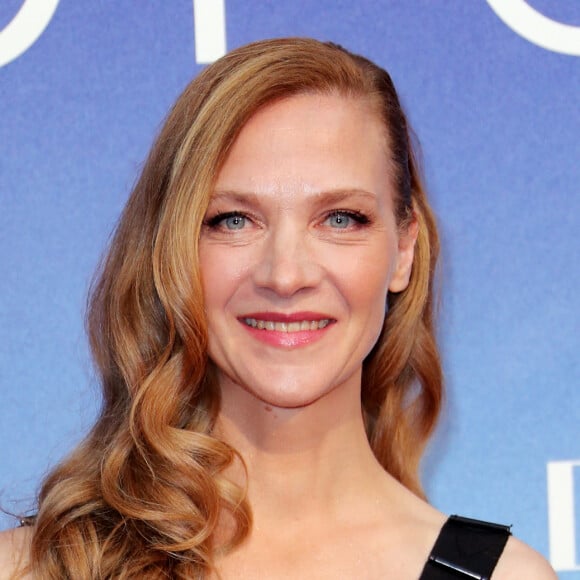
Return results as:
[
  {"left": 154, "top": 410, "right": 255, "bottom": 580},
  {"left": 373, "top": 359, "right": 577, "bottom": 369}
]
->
[{"left": 24, "top": 37, "right": 442, "bottom": 578}]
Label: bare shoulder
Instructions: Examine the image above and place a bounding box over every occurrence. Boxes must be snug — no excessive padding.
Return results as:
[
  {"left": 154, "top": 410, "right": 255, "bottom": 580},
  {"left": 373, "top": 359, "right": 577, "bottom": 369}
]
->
[
  {"left": 494, "top": 536, "right": 557, "bottom": 580},
  {"left": 0, "top": 527, "right": 32, "bottom": 579}
]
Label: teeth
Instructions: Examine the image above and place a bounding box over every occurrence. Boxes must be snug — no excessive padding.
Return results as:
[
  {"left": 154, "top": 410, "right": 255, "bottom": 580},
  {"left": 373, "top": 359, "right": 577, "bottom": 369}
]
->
[{"left": 243, "top": 318, "right": 331, "bottom": 332}]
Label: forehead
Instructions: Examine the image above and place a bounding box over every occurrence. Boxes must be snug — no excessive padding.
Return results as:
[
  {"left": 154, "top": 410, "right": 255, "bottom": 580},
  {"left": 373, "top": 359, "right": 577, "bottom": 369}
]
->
[
  {"left": 234, "top": 92, "right": 387, "bottom": 152},
  {"left": 215, "top": 93, "right": 394, "bottom": 201}
]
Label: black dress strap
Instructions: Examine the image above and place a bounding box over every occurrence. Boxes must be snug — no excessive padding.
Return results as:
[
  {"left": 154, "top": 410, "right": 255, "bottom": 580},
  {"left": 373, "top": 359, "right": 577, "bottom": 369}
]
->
[{"left": 419, "top": 515, "right": 511, "bottom": 580}]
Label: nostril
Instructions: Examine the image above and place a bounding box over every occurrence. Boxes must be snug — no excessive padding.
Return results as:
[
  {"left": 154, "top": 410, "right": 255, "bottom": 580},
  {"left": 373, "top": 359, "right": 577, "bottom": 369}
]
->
[{"left": 254, "top": 258, "right": 318, "bottom": 296}]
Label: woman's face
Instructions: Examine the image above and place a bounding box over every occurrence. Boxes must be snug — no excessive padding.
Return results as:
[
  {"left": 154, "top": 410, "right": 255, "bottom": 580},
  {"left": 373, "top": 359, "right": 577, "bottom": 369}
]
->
[{"left": 199, "top": 93, "right": 417, "bottom": 409}]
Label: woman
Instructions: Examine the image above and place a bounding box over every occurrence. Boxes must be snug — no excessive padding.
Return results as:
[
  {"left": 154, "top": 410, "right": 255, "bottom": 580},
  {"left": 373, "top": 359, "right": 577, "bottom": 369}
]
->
[{"left": 0, "top": 38, "right": 555, "bottom": 579}]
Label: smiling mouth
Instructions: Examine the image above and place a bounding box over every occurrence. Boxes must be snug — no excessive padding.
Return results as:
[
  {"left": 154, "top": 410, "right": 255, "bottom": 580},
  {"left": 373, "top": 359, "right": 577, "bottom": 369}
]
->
[{"left": 242, "top": 318, "right": 332, "bottom": 332}]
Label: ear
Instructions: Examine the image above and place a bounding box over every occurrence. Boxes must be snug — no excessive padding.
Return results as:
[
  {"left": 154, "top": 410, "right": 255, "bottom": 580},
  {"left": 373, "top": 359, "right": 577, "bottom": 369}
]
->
[{"left": 388, "top": 215, "right": 419, "bottom": 293}]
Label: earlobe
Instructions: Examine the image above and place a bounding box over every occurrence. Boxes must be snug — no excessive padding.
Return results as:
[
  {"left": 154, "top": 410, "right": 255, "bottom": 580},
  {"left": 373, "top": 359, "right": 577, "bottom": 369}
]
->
[{"left": 388, "top": 216, "right": 419, "bottom": 293}]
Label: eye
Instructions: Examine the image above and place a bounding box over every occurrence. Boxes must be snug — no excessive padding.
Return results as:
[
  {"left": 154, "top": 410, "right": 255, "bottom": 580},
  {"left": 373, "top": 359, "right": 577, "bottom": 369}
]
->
[
  {"left": 223, "top": 214, "right": 246, "bottom": 230},
  {"left": 324, "top": 210, "right": 369, "bottom": 229},
  {"left": 205, "top": 212, "right": 248, "bottom": 230}
]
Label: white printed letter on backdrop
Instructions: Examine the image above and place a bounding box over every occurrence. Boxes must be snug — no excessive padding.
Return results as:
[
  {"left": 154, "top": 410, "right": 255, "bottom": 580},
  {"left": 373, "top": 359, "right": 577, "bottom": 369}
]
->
[
  {"left": 193, "top": 0, "right": 226, "bottom": 63},
  {"left": 0, "top": 0, "right": 60, "bottom": 67},
  {"left": 486, "top": 0, "right": 580, "bottom": 56},
  {"left": 547, "top": 460, "right": 580, "bottom": 571}
]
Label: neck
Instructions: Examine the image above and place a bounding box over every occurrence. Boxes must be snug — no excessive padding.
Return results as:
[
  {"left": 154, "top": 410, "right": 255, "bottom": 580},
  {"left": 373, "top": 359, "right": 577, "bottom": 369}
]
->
[{"left": 214, "top": 371, "right": 390, "bottom": 524}]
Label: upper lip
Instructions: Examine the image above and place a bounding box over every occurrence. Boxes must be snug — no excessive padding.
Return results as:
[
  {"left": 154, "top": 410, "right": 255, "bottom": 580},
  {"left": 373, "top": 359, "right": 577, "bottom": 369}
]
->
[{"left": 239, "top": 311, "right": 335, "bottom": 322}]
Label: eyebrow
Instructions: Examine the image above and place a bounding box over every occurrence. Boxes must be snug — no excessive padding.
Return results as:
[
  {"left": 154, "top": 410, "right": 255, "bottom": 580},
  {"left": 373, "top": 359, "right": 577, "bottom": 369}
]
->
[{"left": 210, "top": 188, "right": 378, "bottom": 204}]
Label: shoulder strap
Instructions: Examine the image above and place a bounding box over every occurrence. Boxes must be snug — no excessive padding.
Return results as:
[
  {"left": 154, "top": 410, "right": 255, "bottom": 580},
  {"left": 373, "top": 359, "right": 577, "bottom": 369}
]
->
[{"left": 419, "top": 515, "right": 511, "bottom": 580}]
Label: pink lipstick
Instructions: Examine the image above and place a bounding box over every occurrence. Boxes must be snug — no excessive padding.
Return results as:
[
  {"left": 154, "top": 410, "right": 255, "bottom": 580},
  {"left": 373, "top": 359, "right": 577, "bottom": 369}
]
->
[{"left": 238, "top": 312, "right": 335, "bottom": 347}]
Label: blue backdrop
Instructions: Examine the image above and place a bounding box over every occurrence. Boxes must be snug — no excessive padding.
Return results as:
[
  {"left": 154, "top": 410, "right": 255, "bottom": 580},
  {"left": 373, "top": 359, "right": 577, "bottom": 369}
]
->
[{"left": 1, "top": 2, "right": 578, "bottom": 576}]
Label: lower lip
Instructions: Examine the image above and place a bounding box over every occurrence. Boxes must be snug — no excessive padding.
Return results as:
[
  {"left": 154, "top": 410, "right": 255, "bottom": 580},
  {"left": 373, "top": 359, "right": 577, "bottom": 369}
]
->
[{"left": 239, "top": 321, "right": 333, "bottom": 348}]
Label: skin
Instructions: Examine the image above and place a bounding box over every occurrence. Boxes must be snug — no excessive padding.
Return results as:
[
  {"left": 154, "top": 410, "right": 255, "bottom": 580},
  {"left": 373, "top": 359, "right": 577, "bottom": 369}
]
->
[
  {"left": 0, "top": 94, "right": 556, "bottom": 579},
  {"left": 200, "top": 93, "right": 416, "bottom": 413},
  {"left": 200, "top": 92, "right": 436, "bottom": 578},
  {"left": 199, "top": 93, "right": 557, "bottom": 578}
]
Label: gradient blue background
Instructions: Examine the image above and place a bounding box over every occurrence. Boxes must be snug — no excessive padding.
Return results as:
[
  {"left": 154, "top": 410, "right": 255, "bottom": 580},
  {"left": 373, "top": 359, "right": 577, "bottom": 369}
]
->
[{"left": 1, "top": 2, "right": 578, "bottom": 576}]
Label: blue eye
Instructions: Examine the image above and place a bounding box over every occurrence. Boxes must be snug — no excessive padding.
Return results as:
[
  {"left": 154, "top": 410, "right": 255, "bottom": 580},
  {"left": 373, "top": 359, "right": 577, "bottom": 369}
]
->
[
  {"left": 205, "top": 212, "right": 248, "bottom": 230},
  {"left": 223, "top": 214, "right": 246, "bottom": 230},
  {"left": 325, "top": 211, "right": 369, "bottom": 229},
  {"left": 327, "top": 212, "right": 351, "bottom": 228}
]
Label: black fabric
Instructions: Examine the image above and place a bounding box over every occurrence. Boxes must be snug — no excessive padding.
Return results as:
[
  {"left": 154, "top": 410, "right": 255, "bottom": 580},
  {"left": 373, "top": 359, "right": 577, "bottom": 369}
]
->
[{"left": 419, "top": 515, "right": 511, "bottom": 580}]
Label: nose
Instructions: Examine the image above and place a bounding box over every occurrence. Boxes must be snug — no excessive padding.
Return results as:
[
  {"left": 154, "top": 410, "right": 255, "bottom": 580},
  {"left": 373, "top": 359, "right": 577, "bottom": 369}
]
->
[{"left": 252, "top": 224, "right": 322, "bottom": 297}]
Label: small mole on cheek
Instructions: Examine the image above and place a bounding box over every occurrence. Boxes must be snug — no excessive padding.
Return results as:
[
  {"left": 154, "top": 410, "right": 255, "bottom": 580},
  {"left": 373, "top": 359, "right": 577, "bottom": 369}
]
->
[{"left": 264, "top": 405, "right": 273, "bottom": 412}]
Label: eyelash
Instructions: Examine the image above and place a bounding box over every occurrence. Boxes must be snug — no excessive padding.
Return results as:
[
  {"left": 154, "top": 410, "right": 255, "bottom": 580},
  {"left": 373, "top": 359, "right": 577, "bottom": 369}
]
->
[
  {"left": 203, "top": 209, "right": 371, "bottom": 230},
  {"left": 203, "top": 211, "right": 248, "bottom": 228},
  {"left": 325, "top": 210, "right": 370, "bottom": 227}
]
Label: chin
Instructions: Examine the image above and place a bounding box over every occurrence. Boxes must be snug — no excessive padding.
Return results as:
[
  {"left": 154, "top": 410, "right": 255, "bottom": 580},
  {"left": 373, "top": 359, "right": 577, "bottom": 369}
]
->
[
  {"left": 214, "top": 356, "right": 361, "bottom": 412},
  {"left": 238, "top": 378, "right": 326, "bottom": 409},
  {"left": 253, "top": 390, "right": 325, "bottom": 410}
]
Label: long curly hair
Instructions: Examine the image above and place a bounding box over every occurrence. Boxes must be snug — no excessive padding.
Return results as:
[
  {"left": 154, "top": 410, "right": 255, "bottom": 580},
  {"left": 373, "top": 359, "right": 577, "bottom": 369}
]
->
[{"left": 24, "top": 37, "right": 442, "bottom": 578}]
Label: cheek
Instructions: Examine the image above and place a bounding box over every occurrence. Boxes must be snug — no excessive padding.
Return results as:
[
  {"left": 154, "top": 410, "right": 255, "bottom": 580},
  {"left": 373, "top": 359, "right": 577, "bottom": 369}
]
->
[
  {"left": 199, "top": 246, "right": 228, "bottom": 311},
  {"left": 199, "top": 245, "right": 252, "bottom": 311},
  {"left": 331, "top": 242, "right": 396, "bottom": 355},
  {"left": 335, "top": 244, "right": 395, "bottom": 307},
  {"left": 351, "top": 263, "right": 393, "bottom": 355}
]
